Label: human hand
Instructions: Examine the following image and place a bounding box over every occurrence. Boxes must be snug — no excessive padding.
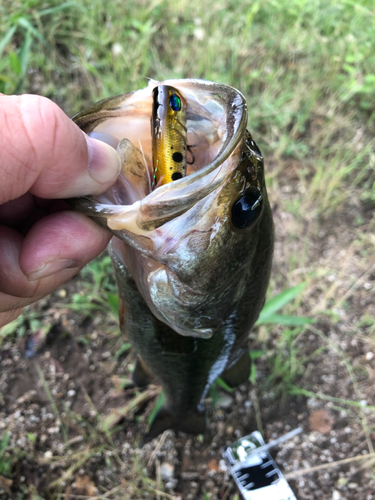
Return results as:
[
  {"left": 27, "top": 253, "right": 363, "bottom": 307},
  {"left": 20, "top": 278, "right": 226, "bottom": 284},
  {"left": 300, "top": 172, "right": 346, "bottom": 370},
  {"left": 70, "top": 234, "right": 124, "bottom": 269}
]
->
[{"left": 0, "top": 94, "right": 121, "bottom": 327}]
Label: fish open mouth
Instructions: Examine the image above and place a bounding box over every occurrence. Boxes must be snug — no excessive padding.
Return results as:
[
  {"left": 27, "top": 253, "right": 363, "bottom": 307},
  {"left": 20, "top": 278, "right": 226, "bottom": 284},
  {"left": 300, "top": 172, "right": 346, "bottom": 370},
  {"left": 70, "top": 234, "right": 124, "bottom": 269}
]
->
[{"left": 71, "top": 79, "right": 248, "bottom": 235}]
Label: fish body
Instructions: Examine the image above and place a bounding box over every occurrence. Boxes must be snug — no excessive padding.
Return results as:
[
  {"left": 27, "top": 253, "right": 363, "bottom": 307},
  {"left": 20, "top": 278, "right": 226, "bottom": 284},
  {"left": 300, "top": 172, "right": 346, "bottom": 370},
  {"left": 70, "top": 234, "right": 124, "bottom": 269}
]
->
[
  {"left": 70, "top": 79, "right": 274, "bottom": 442},
  {"left": 151, "top": 85, "right": 188, "bottom": 187}
]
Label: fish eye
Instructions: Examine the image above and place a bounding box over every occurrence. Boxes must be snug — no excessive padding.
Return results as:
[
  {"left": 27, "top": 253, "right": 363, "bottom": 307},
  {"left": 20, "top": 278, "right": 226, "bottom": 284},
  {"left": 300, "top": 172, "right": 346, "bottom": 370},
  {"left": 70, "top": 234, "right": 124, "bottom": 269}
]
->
[
  {"left": 231, "top": 186, "right": 262, "bottom": 229},
  {"left": 169, "top": 94, "right": 181, "bottom": 111}
]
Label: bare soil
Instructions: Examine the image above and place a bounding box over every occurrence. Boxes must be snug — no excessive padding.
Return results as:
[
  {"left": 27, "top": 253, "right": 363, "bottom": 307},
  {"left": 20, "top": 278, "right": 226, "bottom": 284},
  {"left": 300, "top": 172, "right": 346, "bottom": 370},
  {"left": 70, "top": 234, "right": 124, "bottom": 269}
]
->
[{"left": 1, "top": 168, "right": 375, "bottom": 500}]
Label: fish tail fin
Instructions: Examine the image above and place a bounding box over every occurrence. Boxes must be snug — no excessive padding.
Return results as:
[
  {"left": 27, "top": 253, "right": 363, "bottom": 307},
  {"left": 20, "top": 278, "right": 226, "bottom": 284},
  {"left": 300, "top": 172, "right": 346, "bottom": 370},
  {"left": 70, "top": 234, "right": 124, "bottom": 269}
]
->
[
  {"left": 221, "top": 350, "right": 251, "bottom": 388},
  {"left": 142, "top": 407, "right": 206, "bottom": 445}
]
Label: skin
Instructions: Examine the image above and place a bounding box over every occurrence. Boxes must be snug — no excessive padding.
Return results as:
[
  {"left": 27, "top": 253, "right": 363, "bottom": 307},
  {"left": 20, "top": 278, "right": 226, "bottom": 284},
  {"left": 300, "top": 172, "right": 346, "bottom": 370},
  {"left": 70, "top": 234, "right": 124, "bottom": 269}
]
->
[{"left": 0, "top": 94, "right": 121, "bottom": 328}]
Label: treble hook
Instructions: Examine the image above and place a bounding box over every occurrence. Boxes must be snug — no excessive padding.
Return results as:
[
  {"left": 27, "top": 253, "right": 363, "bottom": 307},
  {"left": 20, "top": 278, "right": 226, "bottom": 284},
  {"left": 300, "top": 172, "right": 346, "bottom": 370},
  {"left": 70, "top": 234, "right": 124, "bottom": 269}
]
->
[{"left": 187, "top": 144, "right": 196, "bottom": 165}]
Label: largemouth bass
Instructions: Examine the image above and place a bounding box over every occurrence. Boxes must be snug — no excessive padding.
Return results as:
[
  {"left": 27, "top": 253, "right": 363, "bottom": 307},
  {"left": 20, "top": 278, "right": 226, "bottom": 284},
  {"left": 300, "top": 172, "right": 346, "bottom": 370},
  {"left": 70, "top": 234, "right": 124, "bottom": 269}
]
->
[{"left": 70, "top": 79, "right": 274, "bottom": 443}]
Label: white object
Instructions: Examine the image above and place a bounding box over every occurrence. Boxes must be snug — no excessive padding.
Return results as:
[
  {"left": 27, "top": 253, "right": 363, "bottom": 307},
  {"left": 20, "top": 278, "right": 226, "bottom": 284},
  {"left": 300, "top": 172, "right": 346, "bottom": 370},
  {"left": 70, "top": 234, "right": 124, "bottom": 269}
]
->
[{"left": 222, "top": 430, "right": 298, "bottom": 500}]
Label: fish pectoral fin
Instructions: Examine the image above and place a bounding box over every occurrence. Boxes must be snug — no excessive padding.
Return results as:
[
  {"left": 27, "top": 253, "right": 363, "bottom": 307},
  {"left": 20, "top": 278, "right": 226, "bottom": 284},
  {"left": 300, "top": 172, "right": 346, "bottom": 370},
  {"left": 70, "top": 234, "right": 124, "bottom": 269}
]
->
[
  {"left": 221, "top": 351, "right": 251, "bottom": 388},
  {"left": 143, "top": 407, "right": 206, "bottom": 444},
  {"left": 132, "top": 356, "right": 154, "bottom": 388}
]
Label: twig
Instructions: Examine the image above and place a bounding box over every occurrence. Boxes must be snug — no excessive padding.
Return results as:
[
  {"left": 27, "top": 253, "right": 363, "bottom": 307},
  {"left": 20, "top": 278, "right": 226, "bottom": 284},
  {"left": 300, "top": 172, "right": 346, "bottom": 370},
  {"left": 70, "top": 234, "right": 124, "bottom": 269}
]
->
[
  {"left": 251, "top": 388, "right": 263, "bottom": 436},
  {"left": 334, "top": 259, "right": 375, "bottom": 309},
  {"left": 148, "top": 430, "right": 168, "bottom": 467},
  {"left": 100, "top": 387, "right": 159, "bottom": 432},
  {"left": 285, "top": 452, "right": 375, "bottom": 479},
  {"left": 59, "top": 484, "right": 122, "bottom": 499},
  {"left": 148, "top": 489, "right": 180, "bottom": 500},
  {"left": 155, "top": 459, "right": 162, "bottom": 500},
  {"left": 80, "top": 381, "right": 100, "bottom": 418}
]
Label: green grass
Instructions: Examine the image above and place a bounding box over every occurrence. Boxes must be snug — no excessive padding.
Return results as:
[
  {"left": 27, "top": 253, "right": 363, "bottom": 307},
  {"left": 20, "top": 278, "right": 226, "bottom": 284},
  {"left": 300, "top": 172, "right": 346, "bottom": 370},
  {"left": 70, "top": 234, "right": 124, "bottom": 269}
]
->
[
  {"left": 1, "top": 0, "right": 374, "bottom": 213},
  {"left": 0, "top": 433, "right": 12, "bottom": 476}
]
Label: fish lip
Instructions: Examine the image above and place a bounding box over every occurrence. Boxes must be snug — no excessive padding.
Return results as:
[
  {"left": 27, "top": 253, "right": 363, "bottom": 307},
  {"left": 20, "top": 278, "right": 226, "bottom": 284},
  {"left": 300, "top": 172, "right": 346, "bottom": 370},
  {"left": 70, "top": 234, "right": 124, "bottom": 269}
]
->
[{"left": 72, "top": 79, "right": 248, "bottom": 234}]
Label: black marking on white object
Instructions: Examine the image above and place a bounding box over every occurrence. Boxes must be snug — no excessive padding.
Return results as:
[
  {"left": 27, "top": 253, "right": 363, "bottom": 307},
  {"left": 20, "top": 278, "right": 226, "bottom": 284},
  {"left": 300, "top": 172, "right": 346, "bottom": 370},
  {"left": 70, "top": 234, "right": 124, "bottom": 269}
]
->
[{"left": 222, "top": 431, "right": 298, "bottom": 500}]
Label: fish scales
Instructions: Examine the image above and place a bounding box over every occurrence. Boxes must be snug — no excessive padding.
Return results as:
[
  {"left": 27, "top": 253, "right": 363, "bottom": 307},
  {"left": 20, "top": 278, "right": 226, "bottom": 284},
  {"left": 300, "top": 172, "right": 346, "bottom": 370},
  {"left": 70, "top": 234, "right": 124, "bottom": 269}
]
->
[{"left": 70, "top": 79, "right": 274, "bottom": 443}]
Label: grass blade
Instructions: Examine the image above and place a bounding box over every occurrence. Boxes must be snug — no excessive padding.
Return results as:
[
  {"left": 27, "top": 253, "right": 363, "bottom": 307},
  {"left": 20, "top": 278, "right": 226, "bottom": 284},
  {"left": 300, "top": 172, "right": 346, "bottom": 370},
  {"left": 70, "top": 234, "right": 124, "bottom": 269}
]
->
[
  {"left": 38, "top": 2, "right": 83, "bottom": 17},
  {"left": 114, "top": 342, "right": 132, "bottom": 360},
  {"left": 105, "top": 292, "right": 120, "bottom": 316},
  {"left": 258, "top": 314, "right": 315, "bottom": 325},
  {"left": 215, "top": 377, "right": 234, "bottom": 393},
  {"left": 101, "top": 388, "right": 159, "bottom": 432},
  {"left": 8, "top": 51, "right": 21, "bottom": 76},
  {"left": 256, "top": 283, "right": 306, "bottom": 324},
  {"left": 16, "top": 17, "right": 45, "bottom": 43},
  {"left": 19, "top": 31, "right": 32, "bottom": 77},
  {"left": 0, "top": 25, "right": 17, "bottom": 58},
  {"left": 148, "top": 391, "right": 166, "bottom": 425}
]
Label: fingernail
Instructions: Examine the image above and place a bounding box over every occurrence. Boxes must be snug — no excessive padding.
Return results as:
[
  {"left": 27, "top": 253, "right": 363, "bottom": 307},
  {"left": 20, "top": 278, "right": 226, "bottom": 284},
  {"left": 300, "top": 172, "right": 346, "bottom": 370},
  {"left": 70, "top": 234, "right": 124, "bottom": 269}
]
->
[
  {"left": 85, "top": 134, "right": 121, "bottom": 184},
  {"left": 27, "top": 259, "right": 75, "bottom": 281}
]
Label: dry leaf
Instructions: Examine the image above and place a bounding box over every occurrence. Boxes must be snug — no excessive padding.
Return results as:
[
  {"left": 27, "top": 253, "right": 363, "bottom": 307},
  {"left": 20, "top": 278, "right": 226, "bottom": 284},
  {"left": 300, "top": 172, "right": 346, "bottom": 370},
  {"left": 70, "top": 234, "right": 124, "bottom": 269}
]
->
[
  {"left": 208, "top": 458, "right": 219, "bottom": 472},
  {"left": 74, "top": 475, "right": 98, "bottom": 495},
  {"left": 0, "top": 476, "right": 13, "bottom": 495},
  {"left": 308, "top": 409, "right": 334, "bottom": 434}
]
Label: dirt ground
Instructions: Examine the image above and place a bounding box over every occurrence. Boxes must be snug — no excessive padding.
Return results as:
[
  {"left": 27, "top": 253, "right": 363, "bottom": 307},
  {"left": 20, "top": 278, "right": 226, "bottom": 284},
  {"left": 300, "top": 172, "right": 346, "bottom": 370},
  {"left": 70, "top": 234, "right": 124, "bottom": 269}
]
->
[{"left": 1, "top": 166, "right": 375, "bottom": 499}]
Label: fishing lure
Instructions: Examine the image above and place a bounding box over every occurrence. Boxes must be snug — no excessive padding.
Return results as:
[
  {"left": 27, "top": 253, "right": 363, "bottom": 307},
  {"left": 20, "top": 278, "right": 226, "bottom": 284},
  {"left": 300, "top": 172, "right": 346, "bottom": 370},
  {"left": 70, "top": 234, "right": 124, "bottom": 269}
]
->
[{"left": 151, "top": 85, "right": 188, "bottom": 188}]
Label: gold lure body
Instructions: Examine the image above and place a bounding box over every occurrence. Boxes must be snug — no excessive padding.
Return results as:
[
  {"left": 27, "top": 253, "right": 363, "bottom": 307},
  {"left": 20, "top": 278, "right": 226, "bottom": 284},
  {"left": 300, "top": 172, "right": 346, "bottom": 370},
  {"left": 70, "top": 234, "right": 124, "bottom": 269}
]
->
[{"left": 151, "top": 85, "right": 188, "bottom": 187}]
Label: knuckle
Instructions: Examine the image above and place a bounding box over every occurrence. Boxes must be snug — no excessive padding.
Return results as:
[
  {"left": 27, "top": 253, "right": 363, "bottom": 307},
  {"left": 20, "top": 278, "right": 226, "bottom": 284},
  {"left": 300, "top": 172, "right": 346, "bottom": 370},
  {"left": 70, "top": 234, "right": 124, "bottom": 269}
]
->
[
  {"left": 28, "top": 95, "right": 63, "bottom": 156},
  {"left": 16, "top": 95, "right": 68, "bottom": 167}
]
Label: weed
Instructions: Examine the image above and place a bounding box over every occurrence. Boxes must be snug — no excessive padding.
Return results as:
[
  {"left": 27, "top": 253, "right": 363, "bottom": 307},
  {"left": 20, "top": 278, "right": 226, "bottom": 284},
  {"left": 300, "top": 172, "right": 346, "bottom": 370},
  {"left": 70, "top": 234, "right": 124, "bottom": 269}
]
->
[
  {"left": 256, "top": 283, "right": 314, "bottom": 326},
  {"left": 265, "top": 325, "right": 306, "bottom": 394},
  {"left": 114, "top": 342, "right": 132, "bottom": 360},
  {"left": 0, "top": 1, "right": 82, "bottom": 94},
  {"left": 148, "top": 391, "right": 166, "bottom": 426},
  {"left": 249, "top": 284, "right": 314, "bottom": 392},
  {"left": 57, "top": 253, "right": 120, "bottom": 325},
  {"left": 0, "top": 307, "right": 51, "bottom": 348},
  {"left": 0, "top": 433, "right": 11, "bottom": 476}
]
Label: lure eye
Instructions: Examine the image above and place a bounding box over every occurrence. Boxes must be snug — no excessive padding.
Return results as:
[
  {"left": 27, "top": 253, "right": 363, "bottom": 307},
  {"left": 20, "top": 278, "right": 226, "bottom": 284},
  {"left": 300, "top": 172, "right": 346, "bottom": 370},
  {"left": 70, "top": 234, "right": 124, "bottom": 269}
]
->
[
  {"left": 231, "top": 186, "right": 262, "bottom": 229},
  {"left": 169, "top": 94, "right": 181, "bottom": 111}
]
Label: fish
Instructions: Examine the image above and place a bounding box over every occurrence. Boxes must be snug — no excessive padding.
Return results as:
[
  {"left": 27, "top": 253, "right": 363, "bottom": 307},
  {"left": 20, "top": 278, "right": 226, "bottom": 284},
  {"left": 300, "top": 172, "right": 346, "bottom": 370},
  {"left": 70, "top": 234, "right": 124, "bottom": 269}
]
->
[
  {"left": 69, "top": 79, "right": 274, "bottom": 443},
  {"left": 151, "top": 85, "right": 188, "bottom": 187}
]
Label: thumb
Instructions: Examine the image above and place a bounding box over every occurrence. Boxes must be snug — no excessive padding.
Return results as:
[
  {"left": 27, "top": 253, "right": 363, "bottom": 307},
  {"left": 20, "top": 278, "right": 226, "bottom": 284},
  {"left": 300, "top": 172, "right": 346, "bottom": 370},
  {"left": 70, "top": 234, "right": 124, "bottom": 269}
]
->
[{"left": 0, "top": 94, "right": 121, "bottom": 203}]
